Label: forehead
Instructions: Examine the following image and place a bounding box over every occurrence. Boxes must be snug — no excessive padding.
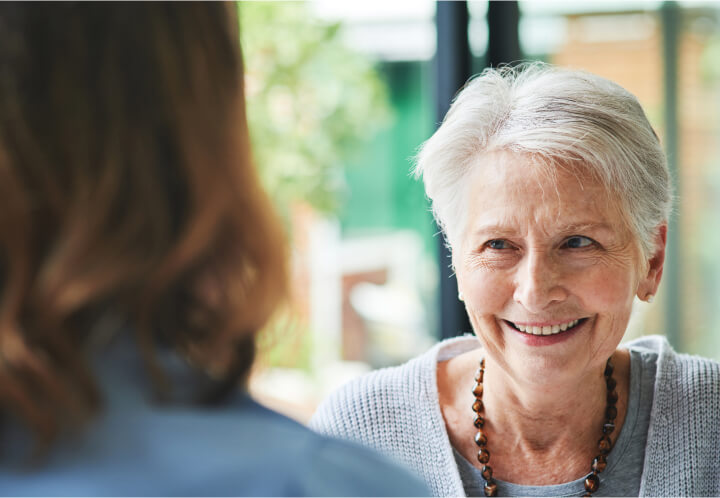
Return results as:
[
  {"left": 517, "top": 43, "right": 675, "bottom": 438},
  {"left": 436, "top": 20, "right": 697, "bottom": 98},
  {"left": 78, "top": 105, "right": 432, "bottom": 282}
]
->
[{"left": 463, "top": 151, "right": 626, "bottom": 235}]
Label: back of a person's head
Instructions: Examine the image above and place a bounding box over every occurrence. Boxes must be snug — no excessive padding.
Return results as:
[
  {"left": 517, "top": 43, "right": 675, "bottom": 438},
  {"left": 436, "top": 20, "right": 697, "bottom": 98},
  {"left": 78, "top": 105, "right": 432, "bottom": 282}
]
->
[{"left": 0, "top": 2, "right": 286, "bottom": 453}]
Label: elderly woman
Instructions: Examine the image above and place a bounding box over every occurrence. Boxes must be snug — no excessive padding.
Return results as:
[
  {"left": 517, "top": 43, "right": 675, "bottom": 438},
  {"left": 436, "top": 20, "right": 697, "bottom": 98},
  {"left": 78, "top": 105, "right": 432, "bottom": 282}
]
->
[{"left": 311, "top": 63, "right": 720, "bottom": 497}]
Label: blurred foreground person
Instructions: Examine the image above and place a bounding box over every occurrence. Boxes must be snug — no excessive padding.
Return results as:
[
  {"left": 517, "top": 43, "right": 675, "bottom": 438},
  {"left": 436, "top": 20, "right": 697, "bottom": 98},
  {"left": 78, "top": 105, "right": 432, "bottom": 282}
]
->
[{"left": 0, "top": 4, "right": 427, "bottom": 496}]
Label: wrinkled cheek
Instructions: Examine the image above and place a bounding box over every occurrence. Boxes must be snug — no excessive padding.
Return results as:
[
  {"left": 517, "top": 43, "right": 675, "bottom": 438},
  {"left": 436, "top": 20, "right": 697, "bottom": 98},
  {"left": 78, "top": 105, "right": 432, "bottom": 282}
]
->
[
  {"left": 462, "top": 272, "right": 513, "bottom": 314},
  {"left": 465, "top": 302, "right": 509, "bottom": 358},
  {"left": 461, "top": 273, "right": 511, "bottom": 339},
  {"left": 580, "top": 270, "right": 636, "bottom": 311}
]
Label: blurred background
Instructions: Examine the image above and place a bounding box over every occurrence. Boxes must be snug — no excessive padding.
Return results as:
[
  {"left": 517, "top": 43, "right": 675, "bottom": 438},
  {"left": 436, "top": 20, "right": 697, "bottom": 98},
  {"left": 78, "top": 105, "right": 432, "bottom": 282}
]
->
[{"left": 240, "top": 1, "right": 720, "bottom": 422}]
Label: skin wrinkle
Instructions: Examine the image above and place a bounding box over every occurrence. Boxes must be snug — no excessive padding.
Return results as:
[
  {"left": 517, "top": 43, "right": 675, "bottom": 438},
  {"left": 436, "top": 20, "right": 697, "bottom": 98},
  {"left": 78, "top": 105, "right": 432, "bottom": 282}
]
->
[
  {"left": 450, "top": 151, "right": 644, "bottom": 258},
  {"left": 417, "top": 65, "right": 672, "bottom": 265},
  {"left": 438, "top": 150, "right": 666, "bottom": 485}
]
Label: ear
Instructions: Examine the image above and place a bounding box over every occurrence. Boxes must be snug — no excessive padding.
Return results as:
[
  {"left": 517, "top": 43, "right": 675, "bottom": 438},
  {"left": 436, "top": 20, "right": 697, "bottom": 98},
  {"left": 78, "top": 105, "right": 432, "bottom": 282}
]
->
[{"left": 637, "top": 224, "right": 667, "bottom": 302}]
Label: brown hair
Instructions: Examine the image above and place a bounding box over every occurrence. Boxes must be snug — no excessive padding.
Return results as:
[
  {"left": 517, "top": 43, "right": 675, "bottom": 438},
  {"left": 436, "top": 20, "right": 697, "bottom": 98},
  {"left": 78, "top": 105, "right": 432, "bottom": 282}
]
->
[{"left": 0, "top": 2, "right": 286, "bottom": 451}]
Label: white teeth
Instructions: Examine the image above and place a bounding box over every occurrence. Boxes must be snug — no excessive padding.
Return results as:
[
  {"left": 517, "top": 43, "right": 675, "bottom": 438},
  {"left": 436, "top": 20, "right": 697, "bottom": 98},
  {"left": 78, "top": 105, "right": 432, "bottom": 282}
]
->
[{"left": 511, "top": 319, "right": 582, "bottom": 336}]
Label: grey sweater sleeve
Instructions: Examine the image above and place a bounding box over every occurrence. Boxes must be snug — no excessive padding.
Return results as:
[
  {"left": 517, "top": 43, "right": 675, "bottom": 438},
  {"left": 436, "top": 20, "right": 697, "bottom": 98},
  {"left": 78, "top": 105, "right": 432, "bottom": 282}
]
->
[
  {"left": 637, "top": 336, "right": 720, "bottom": 496},
  {"left": 310, "top": 342, "right": 468, "bottom": 497}
]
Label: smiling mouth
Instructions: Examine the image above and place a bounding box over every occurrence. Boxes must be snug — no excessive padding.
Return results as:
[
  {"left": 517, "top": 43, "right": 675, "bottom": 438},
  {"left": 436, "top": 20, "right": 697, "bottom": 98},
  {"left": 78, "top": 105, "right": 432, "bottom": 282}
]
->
[{"left": 504, "top": 318, "right": 588, "bottom": 336}]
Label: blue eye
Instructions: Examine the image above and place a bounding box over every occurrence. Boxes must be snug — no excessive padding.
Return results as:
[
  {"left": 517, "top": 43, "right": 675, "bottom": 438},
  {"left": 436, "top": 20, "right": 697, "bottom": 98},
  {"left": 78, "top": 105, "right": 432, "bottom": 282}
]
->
[
  {"left": 487, "top": 239, "right": 511, "bottom": 250},
  {"left": 565, "top": 236, "right": 594, "bottom": 249}
]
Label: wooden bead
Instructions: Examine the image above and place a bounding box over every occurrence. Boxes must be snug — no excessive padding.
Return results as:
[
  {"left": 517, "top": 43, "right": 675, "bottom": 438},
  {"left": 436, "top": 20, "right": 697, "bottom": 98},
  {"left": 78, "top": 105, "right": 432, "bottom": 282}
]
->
[
  {"left": 602, "top": 422, "right": 615, "bottom": 435},
  {"left": 481, "top": 465, "right": 493, "bottom": 480},
  {"left": 592, "top": 455, "right": 607, "bottom": 473},
  {"left": 606, "top": 376, "right": 617, "bottom": 391},
  {"left": 473, "top": 414, "right": 485, "bottom": 428},
  {"left": 604, "top": 360, "right": 614, "bottom": 378},
  {"left": 472, "top": 399, "right": 484, "bottom": 413},
  {"left": 475, "top": 431, "right": 487, "bottom": 446},
  {"left": 605, "top": 405, "right": 618, "bottom": 420},
  {"left": 598, "top": 435, "right": 612, "bottom": 455},
  {"left": 584, "top": 472, "right": 600, "bottom": 493},
  {"left": 475, "top": 369, "right": 484, "bottom": 383},
  {"left": 477, "top": 448, "right": 490, "bottom": 464},
  {"left": 607, "top": 390, "right": 618, "bottom": 405},
  {"left": 473, "top": 382, "right": 484, "bottom": 397},
  {"left": 484, "top": 480, "right": 498, "bottom": 497}
]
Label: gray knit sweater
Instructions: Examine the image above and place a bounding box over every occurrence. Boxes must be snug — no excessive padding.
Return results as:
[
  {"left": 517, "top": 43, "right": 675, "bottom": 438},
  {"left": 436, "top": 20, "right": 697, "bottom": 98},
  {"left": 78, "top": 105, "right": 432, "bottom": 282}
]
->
[{"left": 310, "top": 335, "right": 720, "bottom": 497}]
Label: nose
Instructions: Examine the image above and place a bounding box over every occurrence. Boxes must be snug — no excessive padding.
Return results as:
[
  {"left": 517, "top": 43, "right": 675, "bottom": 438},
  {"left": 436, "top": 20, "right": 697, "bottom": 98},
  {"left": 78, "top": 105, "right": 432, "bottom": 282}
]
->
[{"left": 512, "top": 249, "right": 569, "bottom": 312}]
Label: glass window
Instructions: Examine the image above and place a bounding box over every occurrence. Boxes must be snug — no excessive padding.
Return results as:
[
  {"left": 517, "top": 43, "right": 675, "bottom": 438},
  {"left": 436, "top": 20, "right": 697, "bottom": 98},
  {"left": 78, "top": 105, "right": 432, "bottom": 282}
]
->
[{"left": 241, "top": 1, "right": 440, "bottom": 421}]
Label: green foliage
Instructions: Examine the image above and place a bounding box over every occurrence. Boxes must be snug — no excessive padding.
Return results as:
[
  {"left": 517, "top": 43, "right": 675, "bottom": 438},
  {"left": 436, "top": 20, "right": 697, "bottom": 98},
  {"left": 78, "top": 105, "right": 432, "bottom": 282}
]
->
[
  {"left": 238, "top": 3, "right": 392, "bottom": 371},
  {"left": 255, "top": 308, "right": 313, "bottom": 372},
  {"left": 239, "top": 2, "right": 391, "bottom": 218},
  {"left": 701, "top": 35, "right": 720, "bottom": 83}
]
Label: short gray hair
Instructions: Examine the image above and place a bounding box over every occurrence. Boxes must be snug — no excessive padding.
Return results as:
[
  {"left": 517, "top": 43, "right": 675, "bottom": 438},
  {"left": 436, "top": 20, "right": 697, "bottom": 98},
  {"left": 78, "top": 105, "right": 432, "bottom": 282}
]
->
[{"left": 413, "top": 62, "right": 672, "bottom": 258}]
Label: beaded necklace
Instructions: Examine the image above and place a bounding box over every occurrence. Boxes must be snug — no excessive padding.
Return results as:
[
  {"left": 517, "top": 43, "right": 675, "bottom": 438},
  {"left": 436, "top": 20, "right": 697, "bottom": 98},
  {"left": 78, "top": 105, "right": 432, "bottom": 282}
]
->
[{"left": 471, "top": 358, "right": 618, "bottom": 497}]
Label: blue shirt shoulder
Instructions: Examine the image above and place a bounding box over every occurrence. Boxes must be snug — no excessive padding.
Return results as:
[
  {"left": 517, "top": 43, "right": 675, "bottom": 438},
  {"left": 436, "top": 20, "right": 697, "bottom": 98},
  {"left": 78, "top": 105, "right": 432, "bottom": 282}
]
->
[{"left": 0, "top": 345, "right": 428, "bottom": 497}]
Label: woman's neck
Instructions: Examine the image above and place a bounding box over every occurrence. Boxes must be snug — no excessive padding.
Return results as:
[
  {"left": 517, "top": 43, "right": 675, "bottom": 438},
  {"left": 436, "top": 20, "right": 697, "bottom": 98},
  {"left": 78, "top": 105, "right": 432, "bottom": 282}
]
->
[
  {"left": 483, "top": 356, "right": 608, "bottom": 450},
  {"left": 438, "top": 346, "right": 631, "bottom": 485}
]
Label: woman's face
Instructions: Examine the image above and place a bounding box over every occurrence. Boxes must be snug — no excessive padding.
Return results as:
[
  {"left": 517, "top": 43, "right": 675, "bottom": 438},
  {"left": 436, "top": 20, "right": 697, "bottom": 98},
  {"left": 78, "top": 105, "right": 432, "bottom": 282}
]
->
[{"left": 454, "top": 152, "right": 664, "bottom": 385}]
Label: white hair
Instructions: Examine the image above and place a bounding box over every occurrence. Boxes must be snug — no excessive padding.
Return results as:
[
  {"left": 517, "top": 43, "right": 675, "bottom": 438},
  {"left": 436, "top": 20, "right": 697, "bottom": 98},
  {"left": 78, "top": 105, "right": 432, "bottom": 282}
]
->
[{"left": 413, "top": 62, "right": 673, "bottom": 258}]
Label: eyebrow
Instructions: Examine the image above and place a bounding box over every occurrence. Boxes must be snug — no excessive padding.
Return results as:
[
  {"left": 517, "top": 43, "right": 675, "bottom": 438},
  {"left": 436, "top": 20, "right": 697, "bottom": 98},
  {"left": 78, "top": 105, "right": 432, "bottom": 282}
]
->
[
  {"left": 556, "top": 222, "right": 614, "bottom": 234},
  {"left": 471, "top": 222, "right": 615, "bottom": 238}
]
